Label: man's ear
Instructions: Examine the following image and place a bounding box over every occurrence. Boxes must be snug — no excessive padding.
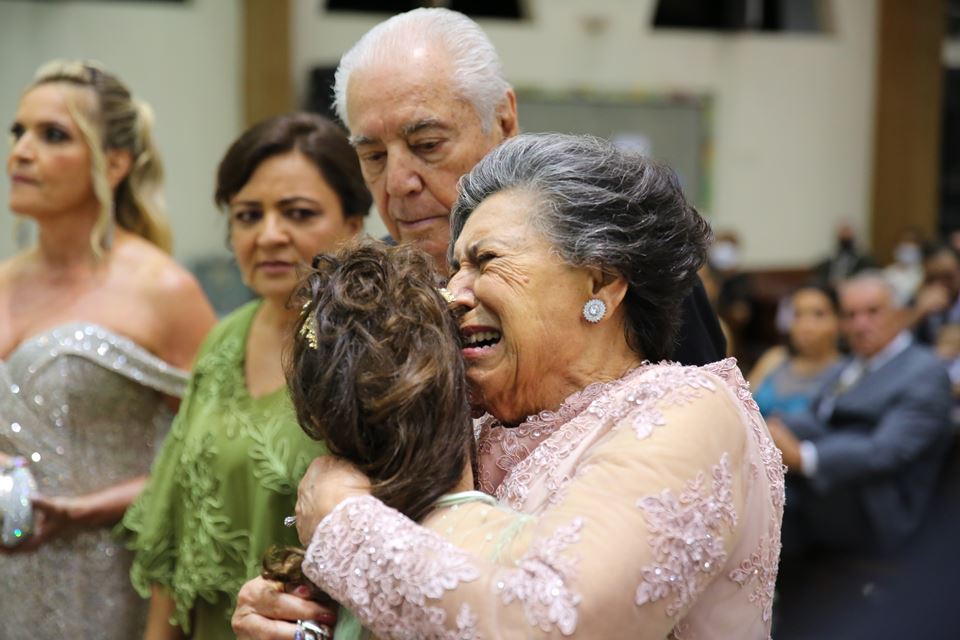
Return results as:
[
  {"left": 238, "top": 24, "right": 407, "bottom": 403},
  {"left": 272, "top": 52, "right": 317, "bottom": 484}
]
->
[
  {"left": 496, "top": 89, "right": 520, "bottom": 140},
  {"left": 105, "top": 148, "right": 133, "bottom": 190},
  {"left": 588, "top": 267, "right": 629, "bottom": 314}
]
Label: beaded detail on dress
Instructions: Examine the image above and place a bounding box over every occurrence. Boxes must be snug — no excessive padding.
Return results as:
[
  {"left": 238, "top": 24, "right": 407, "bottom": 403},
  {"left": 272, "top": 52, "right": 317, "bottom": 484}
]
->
[
  {"left": 635, "top": 453, "right": 737, "bottom": 617},
  {"left": 0, "top": 324, "right": 187, "bottom": 640}
]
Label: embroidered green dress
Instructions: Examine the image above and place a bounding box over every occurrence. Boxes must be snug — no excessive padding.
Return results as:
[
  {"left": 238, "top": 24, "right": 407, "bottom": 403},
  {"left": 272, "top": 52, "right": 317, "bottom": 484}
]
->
[{"left": 121, "top": 300, "right": 325, "bottom": 639}]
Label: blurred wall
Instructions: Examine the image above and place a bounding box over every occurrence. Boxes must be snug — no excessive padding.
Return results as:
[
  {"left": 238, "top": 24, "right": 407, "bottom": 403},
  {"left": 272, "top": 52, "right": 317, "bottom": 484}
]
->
[
  {"left": 0, "top": 0, "right": 242, "bottom": 264},
  {"left": 293, "top": 0, "right": 878, "bottom": 268}
]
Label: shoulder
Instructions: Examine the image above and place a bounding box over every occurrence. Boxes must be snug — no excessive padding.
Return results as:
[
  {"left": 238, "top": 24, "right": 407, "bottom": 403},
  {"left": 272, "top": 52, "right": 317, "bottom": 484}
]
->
[
  {"left": 592, "top": 360, "right": 751, "bottom": 448},
  {"left": 113, "top": 237, "right": 208, "bottom": 308},
  {"left": 195, "top": 300, "right": 260, "bottom": 359},
  {"left": 747, "top": 346, "right": 788, "bottom": 387}
]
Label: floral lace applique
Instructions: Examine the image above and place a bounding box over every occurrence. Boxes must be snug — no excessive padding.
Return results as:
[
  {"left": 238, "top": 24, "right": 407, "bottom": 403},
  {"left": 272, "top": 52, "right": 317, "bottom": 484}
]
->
[
  {"left": 587, "top": 365, "right": 716, "bottom": 440},
  {"left": 476, "top": 375, "right": 630, "bottom": 496},
  {"left": 454, "top": 603, "right": 480, "bottom": 640},
  {"left": 495, "top": 517, "right": 584, "bottom": 635},
  {"left": 728, "top": 522, "right": 782, "bottom": 623},
  {"left": 494, "top": 364, "right": 717, "bottom": 511},
  {"left": 635, "top": 453, "right": 737, "bottom": 618},
  {"left": 303, "top": 496, "right": 481, "bottom": 640}
]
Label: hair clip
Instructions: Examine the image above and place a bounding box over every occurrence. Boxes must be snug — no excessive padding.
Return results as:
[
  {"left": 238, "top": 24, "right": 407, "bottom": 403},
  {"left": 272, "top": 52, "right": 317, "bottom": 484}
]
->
[
  {"left": 438, "top": 287, "right": 456, "bottom": 304},
  {"left": 299, "top": 301, "right": 319, "bottom": 350}
]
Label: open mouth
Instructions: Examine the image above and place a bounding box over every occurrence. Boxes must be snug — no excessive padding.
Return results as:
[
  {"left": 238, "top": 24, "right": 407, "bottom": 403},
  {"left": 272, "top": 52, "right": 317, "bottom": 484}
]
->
[{"left": 461, "top": 328, "right": 502, "bottom": 351}]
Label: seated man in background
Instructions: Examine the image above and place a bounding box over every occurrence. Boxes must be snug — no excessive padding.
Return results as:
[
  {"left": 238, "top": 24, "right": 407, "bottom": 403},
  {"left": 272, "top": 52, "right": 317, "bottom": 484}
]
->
[{"left": 767, "top": 271, "right": 952, "bottom": 555}]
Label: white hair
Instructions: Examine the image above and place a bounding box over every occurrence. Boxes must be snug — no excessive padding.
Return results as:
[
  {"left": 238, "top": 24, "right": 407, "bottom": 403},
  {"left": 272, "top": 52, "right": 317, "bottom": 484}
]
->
[
  {"left": 839, "top": 270, "right": 905, "bottom": 309},
  {"left": 333, "top": 8, "right": 511, "bottom": 133}
]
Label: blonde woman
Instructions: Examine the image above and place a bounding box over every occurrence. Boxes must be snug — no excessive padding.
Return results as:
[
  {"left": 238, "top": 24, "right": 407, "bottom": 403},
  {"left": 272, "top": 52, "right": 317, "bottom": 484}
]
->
[{"left": 0, "top": 60, "right": 216, "bottom": 639}]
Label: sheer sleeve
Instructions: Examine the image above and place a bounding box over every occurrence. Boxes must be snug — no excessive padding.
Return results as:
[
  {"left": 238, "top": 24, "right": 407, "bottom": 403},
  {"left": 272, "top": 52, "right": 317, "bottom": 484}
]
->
[{"left": 302, "top": 374, "right": 757, "bottom": 639}]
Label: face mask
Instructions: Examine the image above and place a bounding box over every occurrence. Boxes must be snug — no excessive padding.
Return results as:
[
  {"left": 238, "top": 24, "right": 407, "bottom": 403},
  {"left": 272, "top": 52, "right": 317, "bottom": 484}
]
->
[
  {"left": 838, "top": 237, "right": 855, "bottom": 252},
  {"left": 894, "top": 243, "right": 922, "bottom": 266},
  {"left": 709, "top": 241, "right": 740, "bottom": 271}
]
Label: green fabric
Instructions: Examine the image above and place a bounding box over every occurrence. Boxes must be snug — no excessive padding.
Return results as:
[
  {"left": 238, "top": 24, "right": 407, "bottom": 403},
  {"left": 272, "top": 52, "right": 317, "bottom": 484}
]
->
[{"left": 119, "top": 300, "right": 326, "bottom": 639}]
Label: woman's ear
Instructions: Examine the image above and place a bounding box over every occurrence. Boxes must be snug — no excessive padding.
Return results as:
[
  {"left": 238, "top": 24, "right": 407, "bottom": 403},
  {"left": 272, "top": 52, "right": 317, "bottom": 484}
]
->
[
  {"left": 587, "top": 267, "right": 629, "bottom": 314},
  {"left": 105, "top": 148, "right": 133, "bottom": 190}
]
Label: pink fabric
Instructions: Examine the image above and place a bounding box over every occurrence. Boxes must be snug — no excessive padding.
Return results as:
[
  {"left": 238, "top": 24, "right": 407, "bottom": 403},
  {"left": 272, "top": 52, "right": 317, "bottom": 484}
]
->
[{"left": 304, "top": 360, "right": 785, "bottom": 639}]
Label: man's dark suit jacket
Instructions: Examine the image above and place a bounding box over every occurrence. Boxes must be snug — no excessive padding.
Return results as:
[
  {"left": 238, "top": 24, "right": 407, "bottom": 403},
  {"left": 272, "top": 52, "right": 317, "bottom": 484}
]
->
[{"left": 783, "top": 341, "right": 952, "bottom": 551}]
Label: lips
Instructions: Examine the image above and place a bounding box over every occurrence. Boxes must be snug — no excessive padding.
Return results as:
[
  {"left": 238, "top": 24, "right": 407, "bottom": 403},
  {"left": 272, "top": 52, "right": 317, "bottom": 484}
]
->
[
  {"left": 255, "top": 260, "right": 296, "bottom": 273},
  {"left": 10, "top": 175, "right": 37, "bottom": 185}
]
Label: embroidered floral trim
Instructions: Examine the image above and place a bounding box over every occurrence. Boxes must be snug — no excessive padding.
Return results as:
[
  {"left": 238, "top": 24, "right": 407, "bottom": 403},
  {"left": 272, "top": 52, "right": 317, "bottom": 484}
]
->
[
  {"left": 476, "top": 374, "right": 632, "bottom": 496},
  {"left": 495, "top": 518, "right": 584, "bottom": 635},
  {"left": 705, "top": 359, "right": 785, "bottom": 624},
  {"left": 728, "top": 522, "right": 782, "bottom": 623},
  {"left": 491, "top": 364, "right": 718, "bottom": 511},
  {"left": 303, "top": 496, "right": 482, "bottom": 640},
  {"left": 635, "top": 453, "right": 737, "bottom": 618}
]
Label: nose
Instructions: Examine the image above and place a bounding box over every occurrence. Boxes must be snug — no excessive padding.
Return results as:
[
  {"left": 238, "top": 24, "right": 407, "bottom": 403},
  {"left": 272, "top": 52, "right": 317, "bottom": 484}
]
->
[
  {"left": 385, "top": 150, "right": 423, "bottom": 198},
  {"left": 9, "top": 131, "right": 35, "bottom": 165},
  {"left": 447, "top": 268, "right": 478, "bottom": 314},
  {"left": 256, "top": 211, "right": 290, "bottom": 247}
]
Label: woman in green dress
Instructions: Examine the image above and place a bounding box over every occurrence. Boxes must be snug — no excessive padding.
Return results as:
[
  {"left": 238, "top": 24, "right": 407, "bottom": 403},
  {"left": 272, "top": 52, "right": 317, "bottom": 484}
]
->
[{"left": 121, "top": 113, "right": 371, "bottom": 639}]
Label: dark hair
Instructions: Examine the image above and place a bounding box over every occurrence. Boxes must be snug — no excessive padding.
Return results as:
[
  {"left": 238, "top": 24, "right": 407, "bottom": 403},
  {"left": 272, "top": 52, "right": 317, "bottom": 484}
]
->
[
  {"left": 923, "top": 242, "right": 960, "bottom": 263},
  {"left": 451, "top": 133, "right": 712, "bottom": 362},
  {"left": 288, "top": 239, "right": 473, "bottom": 523},
  {"left": 214, "top": 112, "right": 372, "bottom": 217},
  {"left": 793, "top": 282, "right": 840, "bottom": 314}
]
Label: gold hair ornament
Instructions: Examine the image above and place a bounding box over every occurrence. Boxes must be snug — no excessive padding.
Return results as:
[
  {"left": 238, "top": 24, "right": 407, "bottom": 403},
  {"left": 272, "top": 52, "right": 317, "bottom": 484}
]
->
[{"left": 299, "top": 301, "right": 319, "bottom": 350}]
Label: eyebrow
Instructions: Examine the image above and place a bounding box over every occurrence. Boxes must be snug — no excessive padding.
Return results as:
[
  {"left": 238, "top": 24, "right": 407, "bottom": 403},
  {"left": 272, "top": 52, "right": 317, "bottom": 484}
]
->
[
  {"left": 229, "top": 196, "right": 322, "bottom": 208},
  {"left": 350, "top": 118, "right": 450, "bottom": 147},
  {"left": 11, "top": 118, "right": 73, "bottom": 130}
]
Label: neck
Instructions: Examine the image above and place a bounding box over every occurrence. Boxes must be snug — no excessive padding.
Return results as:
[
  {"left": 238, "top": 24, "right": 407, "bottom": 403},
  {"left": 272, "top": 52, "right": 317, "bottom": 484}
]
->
[
  {"left": 794, "top": 346, "right": 839, "bottom": 369},
  {"left": 32, "top": 201, "right": 103, "bottom": 270},
  {"left": 258, "top": 296, "right": 301, "bottom": 332}
]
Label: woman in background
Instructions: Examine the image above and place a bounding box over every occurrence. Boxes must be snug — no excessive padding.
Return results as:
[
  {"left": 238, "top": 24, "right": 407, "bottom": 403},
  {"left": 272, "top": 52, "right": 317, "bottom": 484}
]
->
[
  {"left": 122, "top": 112, "right": 370, "bottom": 639},
  {"left": 0, "top": 60, "right": 216, "bottom": 639},
  {"left": 749, "top": 283, "right": 843, "bottom": 419}
]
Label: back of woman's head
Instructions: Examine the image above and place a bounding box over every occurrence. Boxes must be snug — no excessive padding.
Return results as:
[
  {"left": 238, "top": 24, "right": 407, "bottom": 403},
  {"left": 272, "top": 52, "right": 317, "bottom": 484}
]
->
[
  {"left": 451, "top": 132, "right": 712, "bottom": 362},
  {"left": 288, "top": 239, "right": 472, "bottom": 522},
  {"left": 32, "top": 59, "right": 171, "bottom": 253},
  {"left": 214, "top": 112, "right": 371, "bottom": 218}
]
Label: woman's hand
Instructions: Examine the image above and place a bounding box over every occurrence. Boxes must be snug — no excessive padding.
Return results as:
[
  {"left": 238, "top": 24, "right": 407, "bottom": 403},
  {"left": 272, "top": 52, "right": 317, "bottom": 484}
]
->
[
  {"left": 232, "top": 576, "right": 336, "bottom": 640},
  {"left": 295, "top": 457, "right": 371, "bottom": 545},
  {"left": 1, "top": 494, "right": 82, "bottom": 553}
]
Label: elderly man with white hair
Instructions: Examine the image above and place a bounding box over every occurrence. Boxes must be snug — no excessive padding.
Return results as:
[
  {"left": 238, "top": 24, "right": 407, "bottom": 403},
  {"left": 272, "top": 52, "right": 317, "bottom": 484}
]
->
[{"left": 767, "top": 271, "right": 952, "bottom": 555}]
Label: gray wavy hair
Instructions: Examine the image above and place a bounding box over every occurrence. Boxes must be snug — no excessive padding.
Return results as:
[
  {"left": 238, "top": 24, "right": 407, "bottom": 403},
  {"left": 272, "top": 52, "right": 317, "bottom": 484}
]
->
[
  {"left": 450, "top": 133, "right": 712, "bottom": 361},
  {"left": 333, "top": 8, "right": 511, "bottom": 133}
]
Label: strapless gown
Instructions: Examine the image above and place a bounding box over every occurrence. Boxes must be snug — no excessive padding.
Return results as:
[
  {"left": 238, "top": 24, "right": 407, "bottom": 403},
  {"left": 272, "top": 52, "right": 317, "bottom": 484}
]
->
[{"left": 0, "top": 324, "right": 188, "bottom": 640}]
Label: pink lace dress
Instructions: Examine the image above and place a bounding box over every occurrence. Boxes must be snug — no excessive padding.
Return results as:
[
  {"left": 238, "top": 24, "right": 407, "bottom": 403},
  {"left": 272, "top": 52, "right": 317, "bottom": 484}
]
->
[{"left": 302, "top": 360, "right": 785, "bottom": 639}]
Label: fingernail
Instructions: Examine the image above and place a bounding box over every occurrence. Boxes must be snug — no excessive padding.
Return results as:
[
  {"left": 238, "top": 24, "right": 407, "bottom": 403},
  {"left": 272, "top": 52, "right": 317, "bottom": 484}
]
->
[{"left": 293, "top": 585, "right": 311, "bottom": 598}]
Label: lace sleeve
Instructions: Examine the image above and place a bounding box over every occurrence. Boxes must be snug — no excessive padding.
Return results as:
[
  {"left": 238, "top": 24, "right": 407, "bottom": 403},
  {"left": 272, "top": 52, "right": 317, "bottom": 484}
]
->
[{"left": 303, "top": 381, "right": 757, "bottom": 639}]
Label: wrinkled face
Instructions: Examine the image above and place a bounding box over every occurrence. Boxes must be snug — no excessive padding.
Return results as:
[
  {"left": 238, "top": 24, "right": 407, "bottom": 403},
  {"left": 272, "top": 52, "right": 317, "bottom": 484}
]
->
[
  {"left": 924, "top": 251, "right": 960, "bottom": 301},
  {"left": 7, "top": 83, "right": 96, "bottom": 218},
  {"left": 840, "top": 281, "right": 902, "bottom": 359},
  {"left": 346, "top": 49, "right": 510, "bottom": 269},
  {"left": 789, "top": 289, "right": 839, "bottom": 356},
  {"left": 229, "top": 151, "right": 362, "bottom": 303},
  {"left": 447, "top": 190, "right": 594, "bottom": 423}
]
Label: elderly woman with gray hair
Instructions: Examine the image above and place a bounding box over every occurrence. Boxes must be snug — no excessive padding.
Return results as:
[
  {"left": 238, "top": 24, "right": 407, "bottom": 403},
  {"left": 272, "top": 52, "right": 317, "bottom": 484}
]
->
[{"left": 238, "top": 133, "right": 784, "bottom": 639}]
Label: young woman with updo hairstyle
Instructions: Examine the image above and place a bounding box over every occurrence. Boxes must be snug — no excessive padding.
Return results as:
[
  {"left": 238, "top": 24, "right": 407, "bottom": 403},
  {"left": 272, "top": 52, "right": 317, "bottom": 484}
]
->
[
  {"left": 121, "top": 112, "right": 370, "bottom": 640},
  {"left": 261, "top": 239, "right": 483, "bottom": 640},
  {"left": 0, "top": 60, "right": 217, "bottom": 640}
]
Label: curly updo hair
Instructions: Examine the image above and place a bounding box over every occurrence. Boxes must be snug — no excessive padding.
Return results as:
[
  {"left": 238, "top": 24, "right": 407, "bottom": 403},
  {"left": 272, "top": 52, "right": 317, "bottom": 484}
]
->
[
  {"left": 288, "top": 239, "right": 474, "bottom": 523},
  {"left": 450, "top": 133, "right": 713, "bottom": 362}
]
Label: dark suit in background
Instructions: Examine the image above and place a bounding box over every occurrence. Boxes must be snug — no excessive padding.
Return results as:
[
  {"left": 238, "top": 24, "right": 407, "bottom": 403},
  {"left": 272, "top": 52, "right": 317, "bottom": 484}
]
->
[{"left": 781, "top": 341, "right": 952, "bottom": 554}]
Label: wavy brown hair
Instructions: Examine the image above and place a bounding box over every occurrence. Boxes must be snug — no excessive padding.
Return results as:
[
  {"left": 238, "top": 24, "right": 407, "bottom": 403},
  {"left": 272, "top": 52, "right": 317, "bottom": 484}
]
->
[{"left": 288, "top": 238, "right": 473, "bottom": 523}]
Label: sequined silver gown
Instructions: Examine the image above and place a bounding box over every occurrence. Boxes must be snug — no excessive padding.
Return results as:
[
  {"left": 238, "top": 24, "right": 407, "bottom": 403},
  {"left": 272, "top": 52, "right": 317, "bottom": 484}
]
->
[{"left": 0, "top": 324, "right": 188, "bottom": 640}]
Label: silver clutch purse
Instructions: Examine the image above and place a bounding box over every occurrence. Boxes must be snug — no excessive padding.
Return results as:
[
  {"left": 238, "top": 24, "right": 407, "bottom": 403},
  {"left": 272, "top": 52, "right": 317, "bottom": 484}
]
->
[{"left": 0, "top": 457, "right": 37, "bottom": 547}]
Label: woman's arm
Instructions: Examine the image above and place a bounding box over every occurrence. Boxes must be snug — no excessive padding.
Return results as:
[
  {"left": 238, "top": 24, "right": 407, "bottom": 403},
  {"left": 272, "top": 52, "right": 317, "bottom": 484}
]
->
[
  {"left": 4, "top": 475, "right": 146, "bottom": 553},
  {"left": 300, "top": 373, "right": 769, "bottom": 639},
  {"left": 143, "top": 586, "right": 187, "bottom": 640}
]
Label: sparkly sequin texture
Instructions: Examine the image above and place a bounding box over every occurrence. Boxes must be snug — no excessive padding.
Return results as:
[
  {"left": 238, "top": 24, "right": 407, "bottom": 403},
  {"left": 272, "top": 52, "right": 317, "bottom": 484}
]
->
[{"left": 0, "top": 324, "right": 187, "bottom": 640}]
